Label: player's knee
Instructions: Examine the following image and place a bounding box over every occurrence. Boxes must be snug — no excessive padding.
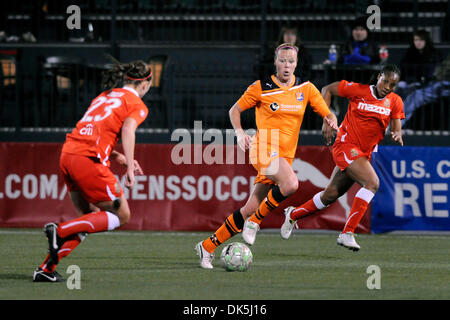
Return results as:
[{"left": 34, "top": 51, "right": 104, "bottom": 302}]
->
[
  {"left": 365, "top": 177, "right": 380, "bottom": 194},
  {"left": 118, "top": 209, "right": 131, "bottom": 226},
  {"left": 281, "top": 177, "right": 298, "bottom": 196}
]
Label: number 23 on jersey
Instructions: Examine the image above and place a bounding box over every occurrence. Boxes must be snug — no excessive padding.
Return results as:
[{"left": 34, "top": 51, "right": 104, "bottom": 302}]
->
[{"left": 80, "top": 96, "right": 123, "bottom": 123}]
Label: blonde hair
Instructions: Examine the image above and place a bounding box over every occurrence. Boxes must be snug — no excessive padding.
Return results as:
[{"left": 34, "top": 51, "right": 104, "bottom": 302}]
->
[{"left": 274, "top": 43, "right": 299, "bottom": 60}]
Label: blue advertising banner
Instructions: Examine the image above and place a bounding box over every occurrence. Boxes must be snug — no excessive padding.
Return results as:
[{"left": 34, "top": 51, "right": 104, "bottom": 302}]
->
[{"left": 371, "top": 146, "right": 450, "bottom": 233}]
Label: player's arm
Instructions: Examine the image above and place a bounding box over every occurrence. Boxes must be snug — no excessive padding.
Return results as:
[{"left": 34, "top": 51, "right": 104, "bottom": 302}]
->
[
  {"left": 121, "top": 117, "right": 140, "bottom": 188},
  {"left": 229, "top": 102, "right": 251, "bottom": 151},
  {"left": 319, "top": 81, "right": 342, "bottom": 145},
  {"left": 390, "top": 118, "right": 404, "bottom": 146},
  {"left": 306, "top": 83, "right": 338, "bottom": 145},
  {"left": 320, "top": 81, "right": 341, "bottom": 107},
  {"left": 110, "top": 150, "right": 143, "bottom": 175},
  {"left": 231, "top": 80, "right": 260, "bottom": 151}
]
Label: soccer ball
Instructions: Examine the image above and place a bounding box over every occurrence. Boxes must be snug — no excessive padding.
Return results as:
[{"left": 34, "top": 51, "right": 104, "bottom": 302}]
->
[{"left": 220, "top": 242, "right": 253, "bottom": 272}]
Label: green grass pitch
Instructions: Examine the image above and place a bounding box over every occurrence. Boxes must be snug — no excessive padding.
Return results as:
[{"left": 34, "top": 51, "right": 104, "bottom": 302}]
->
[{"left": 0, "top": 228, "right": 449, "bottom": 300}]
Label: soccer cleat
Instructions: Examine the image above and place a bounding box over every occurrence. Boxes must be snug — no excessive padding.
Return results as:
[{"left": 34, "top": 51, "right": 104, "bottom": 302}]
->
[
  {"left": 242, "top": 219, "right": 260, "bottom": 246},
  {"left": 44, "top": 223, "right": 64, "bottom": 264},
  {"left": 337, "top": 232, "right": 360, "bottom": 251},
  {"left": 32, "top": 267, "right": 64, "bottom": 282},
  {"left": 280, "top": 206, "right": 298, "bottom": 240},
  {"left": 195, "top": 241, "right": 214, "bottom": 269}
]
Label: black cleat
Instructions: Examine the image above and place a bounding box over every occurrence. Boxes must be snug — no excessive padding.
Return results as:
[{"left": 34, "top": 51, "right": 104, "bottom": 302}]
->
[
  {"left": 32, "top": 267, "right": 64, "bottom": 282},
  {"left": 44, "top": 223, "right": 64, "bottom": 264}
]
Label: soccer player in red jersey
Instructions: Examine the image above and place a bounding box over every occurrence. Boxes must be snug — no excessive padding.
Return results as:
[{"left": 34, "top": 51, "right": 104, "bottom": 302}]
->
[
  {"left": 281, "top": 64, "right": 405, "bottom": 251},
  {"left": 33, "top": 59, "right": 152, "bottom": 282}
]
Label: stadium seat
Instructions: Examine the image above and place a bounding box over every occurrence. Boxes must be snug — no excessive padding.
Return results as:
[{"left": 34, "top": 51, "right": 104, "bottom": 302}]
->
[
  {"left": 41, "top": 56, "right": 87, "bottom": 127},
  {"left": 0, "top": 55, "right": 17, "bottom": 126}
]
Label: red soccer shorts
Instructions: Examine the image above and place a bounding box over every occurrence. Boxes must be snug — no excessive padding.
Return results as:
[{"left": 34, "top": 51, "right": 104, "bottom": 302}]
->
[
  {"left": 60, "top": 152, "right": 123, "bottom": 204},
  {"left": 332, "top": 142, "right": 372, "bottom": 171}
]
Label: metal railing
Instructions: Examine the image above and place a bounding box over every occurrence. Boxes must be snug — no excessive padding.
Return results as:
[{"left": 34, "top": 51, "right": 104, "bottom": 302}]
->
[{"left": 0, "top": 52, "right": 449, "bottom": 135}]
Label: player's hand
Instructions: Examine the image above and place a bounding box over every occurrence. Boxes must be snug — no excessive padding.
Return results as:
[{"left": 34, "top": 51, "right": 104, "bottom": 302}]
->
[
  {"left": 236, "top": 132, "right": 251, "bottom": 151},
  {"left": 322, "top": 114, "right": 338, "bottom": 145},
  {"left": 133, "top": 160, "right": 144, "bottom": 176},
  {"left": 391, "top": 131, "right": 404, "bottom": 146},
  {"left": 125, "top": 167, "right": 135, "bottom": 189}
]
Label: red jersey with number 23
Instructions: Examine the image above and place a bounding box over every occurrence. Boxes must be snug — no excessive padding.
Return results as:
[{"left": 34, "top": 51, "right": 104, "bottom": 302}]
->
[
  {"left": 336, "top": 80, "right": 405, "bottom": 154},
  {"left": 62, "top": 87, "right": 148, "bottom": 166}
]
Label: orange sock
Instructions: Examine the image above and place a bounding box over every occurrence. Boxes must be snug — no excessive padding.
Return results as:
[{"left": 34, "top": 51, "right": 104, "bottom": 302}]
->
[
  {"left": 249, "top": 185, "right": 287, "bottom": 225},
  {"left": 203, "top": 210, "right": 245, "bottom": 253},
  {"left": 342, "top": 188, "right": 374, "bottom": 233}
]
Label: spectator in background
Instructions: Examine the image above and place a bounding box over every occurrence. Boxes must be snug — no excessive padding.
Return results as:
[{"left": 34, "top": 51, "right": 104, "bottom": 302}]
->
[
  {"left": 259, "top": 25, "right": 313, "bottom": 81},
  {"left": 338, "top": 16, "right": 380, "bottom": 65},
  {"left": 400, "top": 30, "right": 441, "bottom": 84},
  {"left": 397, "top": 30, "right": 447, "bottom": 127}
]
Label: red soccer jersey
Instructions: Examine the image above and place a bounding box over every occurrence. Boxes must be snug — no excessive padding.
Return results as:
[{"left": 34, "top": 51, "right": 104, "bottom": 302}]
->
[
  {"left": 62, "top": 87, "right": 149, "bottom": 166},
  {"left": 336, "top": 80, "right": 405, "bottom": 154}
]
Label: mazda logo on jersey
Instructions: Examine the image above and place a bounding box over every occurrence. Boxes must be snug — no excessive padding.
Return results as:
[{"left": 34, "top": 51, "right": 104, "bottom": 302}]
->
[{"left": 269, "top": 102, "right": 279, "bottom": 112}]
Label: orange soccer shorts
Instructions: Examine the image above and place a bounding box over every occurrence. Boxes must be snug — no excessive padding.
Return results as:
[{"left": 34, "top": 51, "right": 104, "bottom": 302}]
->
[
  {"left": 59, "top": 152, "right": 123, "bottom": 204},
  {"left": 249, "top": 140, "right": 293, "bottom": 185},
  {"left": 332, "top": 141, "right": 372, "bottom": 171}
]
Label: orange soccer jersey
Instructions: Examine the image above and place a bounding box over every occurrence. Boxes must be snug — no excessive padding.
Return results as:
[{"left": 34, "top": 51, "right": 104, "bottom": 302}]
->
[
  {"left": 62, "top": 87, "right": 149, "bottom": 166},
  {"left": 237, "top": 75, "right": 331, "bottom": 183}
]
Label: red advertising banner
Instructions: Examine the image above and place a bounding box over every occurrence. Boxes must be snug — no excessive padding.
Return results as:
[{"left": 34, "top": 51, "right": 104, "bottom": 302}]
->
[{"left": 0, "top": 142, "right": 369, "bottom": 233}]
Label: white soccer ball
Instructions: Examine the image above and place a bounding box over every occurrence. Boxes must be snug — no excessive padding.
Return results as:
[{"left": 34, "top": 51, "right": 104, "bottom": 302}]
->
[{"left": 220, "top": 242, "right": 253, "bottom": 272}]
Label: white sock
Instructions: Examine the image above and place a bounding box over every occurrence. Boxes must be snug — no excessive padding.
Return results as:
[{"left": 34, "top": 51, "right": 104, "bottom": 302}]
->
[
  {"left": 106, "top": 211, "right": 121, "bottom": 230},
  {"left": 313, "top": 191, "right": 327, "bottom": 210},
  {"left": 355, "top": 187, "right": 375, "bottom": 203}
]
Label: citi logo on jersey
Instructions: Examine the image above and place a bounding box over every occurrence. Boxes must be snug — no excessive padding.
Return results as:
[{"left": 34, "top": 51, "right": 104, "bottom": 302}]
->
[
  {"left": 79, "top": 124, "right": 94, "bottom": 136},
  {"left": 357, "top": 102, "right": 391, "bottom": 116}
]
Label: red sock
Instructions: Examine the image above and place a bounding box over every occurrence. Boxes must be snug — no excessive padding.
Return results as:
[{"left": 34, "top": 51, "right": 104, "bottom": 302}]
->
[
  {"left": 40, "top": 254, "right": 54, "bottom": 273},
  {"left": 290, "top": 191, "right": 326, "bottom": 221},
  {"left": 57, "top": 211, "right": 110, "bottom": 238},
  {"left": 40, "top": 233, "right": 86, "bottom": 272},
  {"left": 290, "top": 199, "right": 318, "bottom": 220},
  {"left": 57, "top": 233, "right": 85, "bottom": 260},
  {"left": 342, "top": 191, "right": 373, "bottom": 234}
]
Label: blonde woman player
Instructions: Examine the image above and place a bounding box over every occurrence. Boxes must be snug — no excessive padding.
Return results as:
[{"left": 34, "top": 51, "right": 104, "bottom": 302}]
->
[{"left": 195, "top": 43, "right": 338, "bottom": 269}]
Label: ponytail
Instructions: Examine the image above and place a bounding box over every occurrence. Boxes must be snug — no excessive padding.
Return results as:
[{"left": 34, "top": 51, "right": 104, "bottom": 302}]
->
[{"left": 102, "top": 55, "right": 152, "bottom": 91}]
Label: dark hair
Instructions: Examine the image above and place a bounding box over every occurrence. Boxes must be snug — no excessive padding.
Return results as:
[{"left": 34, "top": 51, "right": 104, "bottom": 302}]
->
[
  {"left": 102, "top": 56, "right": 152, "bottom": 91},
  {"left": 276, "top": 25, "right": 302, "bottom": 49},
  {"left": 350, "top": 16, "right": 369, "bottom": 33},
  {"left": 368, "top": 64, "right": 401, "bottom": 85},
  {"left": 412, "top": 29, "right": 435, "bottom": 54}
]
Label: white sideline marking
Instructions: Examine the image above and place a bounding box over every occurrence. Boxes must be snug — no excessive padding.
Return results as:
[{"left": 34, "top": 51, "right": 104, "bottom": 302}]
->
[{"left": 0, "top": 229, "right": 448, "bottom": 239}]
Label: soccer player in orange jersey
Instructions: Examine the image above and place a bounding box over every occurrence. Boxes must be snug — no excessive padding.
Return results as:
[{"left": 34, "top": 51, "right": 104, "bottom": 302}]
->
[
  {"left": 195, "top": 43, "right": 338, "bottom": 269},
  {"left": 281, "top": 64, "right": 405, "bottom": 251},
  {"left": 33, "top": 59, "right": 152, "bottom": 282}
]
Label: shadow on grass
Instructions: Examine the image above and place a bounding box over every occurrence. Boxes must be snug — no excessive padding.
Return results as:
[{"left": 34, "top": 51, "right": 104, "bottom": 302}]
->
[{"left": 0, "top": 273, "right": 32, "bottom": 281}]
